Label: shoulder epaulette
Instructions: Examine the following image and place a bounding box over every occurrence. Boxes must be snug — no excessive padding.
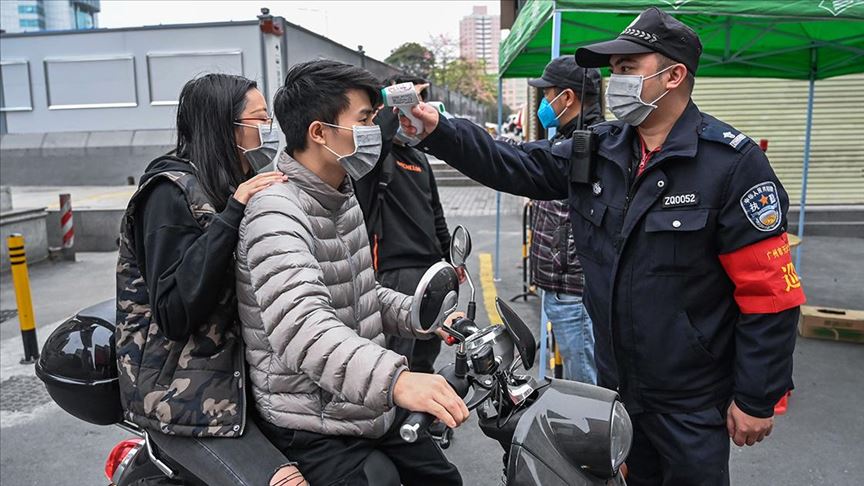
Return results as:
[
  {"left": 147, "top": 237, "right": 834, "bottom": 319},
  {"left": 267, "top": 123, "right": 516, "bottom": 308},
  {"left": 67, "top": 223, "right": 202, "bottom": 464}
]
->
[{"left": 699, "top": 115, "right": 753, "bottom": 153}]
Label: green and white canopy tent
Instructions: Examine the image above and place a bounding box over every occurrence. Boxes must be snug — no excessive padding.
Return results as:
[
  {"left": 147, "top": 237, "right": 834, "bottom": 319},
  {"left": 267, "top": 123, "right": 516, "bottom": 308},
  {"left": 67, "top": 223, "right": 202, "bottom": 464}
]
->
[{"left": 490, "top": 0, "right": 864, "bottom": 273}]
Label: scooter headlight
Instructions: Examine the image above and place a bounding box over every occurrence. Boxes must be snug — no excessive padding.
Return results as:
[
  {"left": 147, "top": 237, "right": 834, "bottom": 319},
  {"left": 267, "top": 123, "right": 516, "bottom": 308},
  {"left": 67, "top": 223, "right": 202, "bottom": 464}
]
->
[
  {"left": 610, "top": 400, "right": 633, "bottom": 472},
  {"left": 507, "top": 381, "right": 633, "bottom": 479}
]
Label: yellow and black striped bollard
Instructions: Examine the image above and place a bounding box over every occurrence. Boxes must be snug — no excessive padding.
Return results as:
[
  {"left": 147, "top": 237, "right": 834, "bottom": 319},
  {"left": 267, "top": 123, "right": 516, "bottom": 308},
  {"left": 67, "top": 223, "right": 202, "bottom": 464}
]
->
[
  {"left": 7, "top": 234, "right": 39, "bottom": 363},
  {"left": 546, "top": 321, "right": 564, "bottom": 379}
]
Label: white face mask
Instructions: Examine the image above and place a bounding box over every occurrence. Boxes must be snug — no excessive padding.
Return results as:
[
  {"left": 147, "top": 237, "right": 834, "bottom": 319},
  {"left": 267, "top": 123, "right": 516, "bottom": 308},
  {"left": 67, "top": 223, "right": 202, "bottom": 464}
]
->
[
  {"left": 320, "top": 122, "right": 382, "bottom": 180},
  {"left": 235, "top": 121, "right": 281, "bottom": 173},
  {"left": 605, "top": 65, "right": 675, "bottom": 126}
]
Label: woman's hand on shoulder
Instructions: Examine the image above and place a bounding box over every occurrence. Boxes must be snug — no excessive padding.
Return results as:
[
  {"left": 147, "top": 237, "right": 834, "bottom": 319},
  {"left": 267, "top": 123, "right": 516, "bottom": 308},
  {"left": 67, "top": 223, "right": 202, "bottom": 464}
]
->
[{"left": 232, "top": 171, "right": 287, "bottom": 205}]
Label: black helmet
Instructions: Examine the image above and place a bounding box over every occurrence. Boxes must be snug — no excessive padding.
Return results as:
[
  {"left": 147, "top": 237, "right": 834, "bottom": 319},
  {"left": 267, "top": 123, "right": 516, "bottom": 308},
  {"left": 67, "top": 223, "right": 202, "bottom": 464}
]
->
[{"left": 35, "top": 300, "right": 122, "bottom": 426}]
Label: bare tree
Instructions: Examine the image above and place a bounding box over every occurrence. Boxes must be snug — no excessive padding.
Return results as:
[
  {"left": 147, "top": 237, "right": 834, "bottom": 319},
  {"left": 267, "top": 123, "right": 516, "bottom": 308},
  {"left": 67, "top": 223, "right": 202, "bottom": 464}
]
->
[{"left": 425, "top": 33, "right": 458, "bottom": 90}]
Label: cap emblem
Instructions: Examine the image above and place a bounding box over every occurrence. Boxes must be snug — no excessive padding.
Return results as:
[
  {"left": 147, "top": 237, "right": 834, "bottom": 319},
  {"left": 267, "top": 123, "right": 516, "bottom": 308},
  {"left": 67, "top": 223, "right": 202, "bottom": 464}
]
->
[
  {"left": 661, "top": 0, "right": 694, "bottom": 9},
  {"left": 621, "top": 28, "right": 658, "bottom": 43}
]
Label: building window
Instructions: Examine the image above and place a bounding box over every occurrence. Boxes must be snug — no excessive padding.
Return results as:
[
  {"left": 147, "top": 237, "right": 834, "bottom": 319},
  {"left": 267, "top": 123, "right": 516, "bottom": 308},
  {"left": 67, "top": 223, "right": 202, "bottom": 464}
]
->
[
  {"left": 19, "top": 18, "right": 46, "bottom": 29},
  {"left": 73, "top": 6, "right": 96, "bottom": 29},
  {"left": 18, "top": 4, "right": 44, "bottom": 15}
]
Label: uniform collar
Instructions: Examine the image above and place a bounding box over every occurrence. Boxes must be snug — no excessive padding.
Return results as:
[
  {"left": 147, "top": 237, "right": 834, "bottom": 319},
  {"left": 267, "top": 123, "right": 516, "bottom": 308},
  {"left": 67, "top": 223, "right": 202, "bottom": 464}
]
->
[
  {"left": 555, "top": 117, "right": 581, "bottom": 140},
  {"left": 554, "top": 105, "right": 605, "bottom": 141},
  {"left": 649, "top": 101, "right": 702, "bottom": 164},
  {"left": 598, "top": 101, "right": 702, "bottom": 171}
]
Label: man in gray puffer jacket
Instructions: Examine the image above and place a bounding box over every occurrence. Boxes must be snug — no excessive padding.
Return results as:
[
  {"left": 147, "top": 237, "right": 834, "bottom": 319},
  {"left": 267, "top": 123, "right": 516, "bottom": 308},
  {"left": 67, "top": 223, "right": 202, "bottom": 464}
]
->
[{"left": 236, "top": 60, "right": 466, "bottom": 486}]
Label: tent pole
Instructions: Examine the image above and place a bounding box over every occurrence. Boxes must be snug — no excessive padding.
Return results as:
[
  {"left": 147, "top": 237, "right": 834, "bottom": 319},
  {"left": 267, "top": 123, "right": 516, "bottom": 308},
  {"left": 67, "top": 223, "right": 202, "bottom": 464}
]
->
[
  {"left": 538, "top": 9, "right": 563, "bottom": 381},
  {"left": 494, "top": 76, "right": 503, "bottom": 281},
  {"left": 795, "top": 49, "right": 816, "bottom": 271},
  {"left": 551, "top": 10, "right": 562, "bottom": 58},
  {"left": 547, "top": 9, "right": 563, "bottom": 139}
]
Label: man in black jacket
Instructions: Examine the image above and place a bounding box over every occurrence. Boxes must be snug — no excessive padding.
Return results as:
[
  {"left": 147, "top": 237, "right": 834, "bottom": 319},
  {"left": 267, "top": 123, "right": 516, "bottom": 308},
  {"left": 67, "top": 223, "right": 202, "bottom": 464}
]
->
[
  {"left": 528, "top": 57, "right": 603, "bottom": 384},
  {"left": 398, "top": 8, "right": 806, "bottom": 484},
  {"left": 354, "top": 76, "right": 451, "bottom": 373}
]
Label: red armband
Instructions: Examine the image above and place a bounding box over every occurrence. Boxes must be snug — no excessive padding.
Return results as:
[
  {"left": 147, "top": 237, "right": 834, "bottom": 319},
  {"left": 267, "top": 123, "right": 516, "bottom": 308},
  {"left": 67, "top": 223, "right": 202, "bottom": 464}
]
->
[{"left": 718, "top": 233, "right": 806, "bottom": 314}]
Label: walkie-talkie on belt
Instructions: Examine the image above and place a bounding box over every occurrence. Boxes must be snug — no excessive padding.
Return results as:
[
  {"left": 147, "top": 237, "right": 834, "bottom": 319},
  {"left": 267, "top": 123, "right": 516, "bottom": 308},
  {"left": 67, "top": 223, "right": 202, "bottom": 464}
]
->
[{"left": 570, "top": 67, "right": 596, "bottom": 184}]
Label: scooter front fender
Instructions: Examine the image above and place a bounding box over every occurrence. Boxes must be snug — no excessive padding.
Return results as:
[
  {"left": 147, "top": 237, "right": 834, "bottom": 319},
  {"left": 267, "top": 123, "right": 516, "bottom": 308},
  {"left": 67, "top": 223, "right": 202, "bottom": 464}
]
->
[{"left": 506, "top": 444, "right": 625, "bottom": 486}]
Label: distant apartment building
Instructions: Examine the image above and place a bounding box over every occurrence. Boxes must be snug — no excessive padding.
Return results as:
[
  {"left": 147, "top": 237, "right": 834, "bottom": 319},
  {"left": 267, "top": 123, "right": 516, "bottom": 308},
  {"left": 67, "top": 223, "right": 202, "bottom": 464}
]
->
[
  {"left": 459, "top": 5, "right": 525, "bottom": 111},
  {"left": 459, "top": 5, "right": 500, "bottom": 74},
  {"left": 502, "top": 77, "right": 528, "bottom": 112},
  {"left": 1, "top": 0, "right": 100, "bottom": 33}
]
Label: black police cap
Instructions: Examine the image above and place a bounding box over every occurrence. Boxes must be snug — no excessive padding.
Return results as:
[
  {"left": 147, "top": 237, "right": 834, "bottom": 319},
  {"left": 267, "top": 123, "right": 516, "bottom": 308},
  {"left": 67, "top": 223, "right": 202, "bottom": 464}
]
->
[
  {"left": 575, "top": 7, "right": 703, "bottom": 74},
  {"left": 527, "top": 56, "right": 601, "bottom": 97}
]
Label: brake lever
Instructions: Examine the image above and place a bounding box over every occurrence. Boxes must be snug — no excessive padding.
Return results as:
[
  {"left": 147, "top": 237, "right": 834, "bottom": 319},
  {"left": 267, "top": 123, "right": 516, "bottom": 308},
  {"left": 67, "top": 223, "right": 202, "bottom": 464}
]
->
[
  {"left": 440, "top": 324, "right": 466, "bottom": 345},
  {"left": 444, "top": 316, "right": 480, "bottom": 346},
  {"left": 452, "top": 317, "right": 479, "bottom": 338}
]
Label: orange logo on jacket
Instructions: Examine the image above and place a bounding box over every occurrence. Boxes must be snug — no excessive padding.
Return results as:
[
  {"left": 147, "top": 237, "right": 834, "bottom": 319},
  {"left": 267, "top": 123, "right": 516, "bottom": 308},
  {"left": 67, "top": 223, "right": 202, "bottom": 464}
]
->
[{"left": 396, "top": 160, "right": 422, "bottom": 173}]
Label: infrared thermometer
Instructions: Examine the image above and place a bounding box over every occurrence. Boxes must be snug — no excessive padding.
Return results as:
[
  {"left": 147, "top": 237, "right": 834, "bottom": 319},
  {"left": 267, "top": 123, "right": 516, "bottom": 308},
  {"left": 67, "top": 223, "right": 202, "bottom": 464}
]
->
[
  {"left": 381, "top": 82, "right": 425, "bottom": 132},
  {"left": 393, "top": 101, "right": 448, "bottom": 146}
]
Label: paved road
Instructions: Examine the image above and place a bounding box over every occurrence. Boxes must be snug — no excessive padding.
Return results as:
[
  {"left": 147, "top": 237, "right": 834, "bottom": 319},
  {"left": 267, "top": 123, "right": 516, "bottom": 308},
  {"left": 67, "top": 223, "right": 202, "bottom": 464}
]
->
[
  {"left": 1, "top": 188, "right": 862, "bottom": 485},
  {"left": 6, "top": 184, "right": 523, "bottom": 215}
]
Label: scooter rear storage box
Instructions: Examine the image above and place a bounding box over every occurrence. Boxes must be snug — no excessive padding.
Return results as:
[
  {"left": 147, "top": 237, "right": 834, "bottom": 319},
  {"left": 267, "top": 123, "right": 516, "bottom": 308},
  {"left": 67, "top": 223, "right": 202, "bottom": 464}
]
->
[
  {"left": 798, "top": 306, "right": 864, "bottom": 344},
  {"left": 35, "top": 301, "right": 123, "bottom": 425}
]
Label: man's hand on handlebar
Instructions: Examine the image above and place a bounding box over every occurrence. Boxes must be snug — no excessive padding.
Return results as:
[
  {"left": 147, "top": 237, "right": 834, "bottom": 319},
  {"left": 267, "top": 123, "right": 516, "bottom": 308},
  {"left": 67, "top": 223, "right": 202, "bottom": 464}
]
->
[
  {"left": 393, "top": 371, "right": 469, "bottom": 429},
  {"left": 436, "top": 311, "right": 465, "bottom": 343},
  {"left": 397, "top": 103, "right": 440, "bottom": 140}
]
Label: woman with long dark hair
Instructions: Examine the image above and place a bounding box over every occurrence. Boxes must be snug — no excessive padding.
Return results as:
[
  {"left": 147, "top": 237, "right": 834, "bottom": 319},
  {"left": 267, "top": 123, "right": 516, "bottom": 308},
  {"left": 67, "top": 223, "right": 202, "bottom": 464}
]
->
[{"left": 115, "top": 73, "right": 304, "bottom": 485}]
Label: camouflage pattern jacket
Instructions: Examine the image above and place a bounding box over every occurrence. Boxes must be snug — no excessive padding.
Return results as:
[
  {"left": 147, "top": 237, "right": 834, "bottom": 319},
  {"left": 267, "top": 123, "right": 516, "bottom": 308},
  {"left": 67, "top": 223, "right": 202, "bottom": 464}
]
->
[{"left": 116, "top": 162, "right": 245, "bottom": 437}]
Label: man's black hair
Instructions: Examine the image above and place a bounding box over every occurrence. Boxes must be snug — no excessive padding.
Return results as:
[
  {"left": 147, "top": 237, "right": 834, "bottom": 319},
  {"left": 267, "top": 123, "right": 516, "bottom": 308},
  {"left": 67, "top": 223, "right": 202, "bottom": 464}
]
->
[
  {"left": 548, "top": 86, "right": 597, "bottom": 112},
  {"left": 383, "top": 74, "right": 429, "bottom": 102},
  {"left": 275, "top": 60, "right": 382, "bottom": 156},
  {"left": 657, "top": 53, "right": 695, "bottom": 94}
]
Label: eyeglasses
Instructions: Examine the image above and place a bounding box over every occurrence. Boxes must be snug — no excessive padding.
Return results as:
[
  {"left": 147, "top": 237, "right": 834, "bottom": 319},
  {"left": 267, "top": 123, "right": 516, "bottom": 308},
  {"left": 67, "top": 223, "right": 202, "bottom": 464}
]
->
[{"left": 235, "top": 115, "right": 273, "bottom": 130}]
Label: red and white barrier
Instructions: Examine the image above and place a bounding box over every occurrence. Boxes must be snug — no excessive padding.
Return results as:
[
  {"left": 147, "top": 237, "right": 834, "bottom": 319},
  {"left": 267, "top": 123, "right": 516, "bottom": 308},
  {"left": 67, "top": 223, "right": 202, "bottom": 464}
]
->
[
  {"left": 59, "top": 193, "right": 75, "bottom": 260},
  {"left": 59, "top": 193, "right": 74, "bottom": 248}
]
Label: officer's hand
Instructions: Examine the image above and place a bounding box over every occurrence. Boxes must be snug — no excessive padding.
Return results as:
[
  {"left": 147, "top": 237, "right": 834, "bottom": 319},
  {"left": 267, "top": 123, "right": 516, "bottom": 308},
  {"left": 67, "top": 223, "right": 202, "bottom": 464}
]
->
[
  {"left": 727, "top": 401, "right": 773, "bottom": 447},
  {"left": 398, "top": 103, "right": 440, "bottom": 139},
  {"left": 393, "top": 371, "right": 469, "bottom": 429}
]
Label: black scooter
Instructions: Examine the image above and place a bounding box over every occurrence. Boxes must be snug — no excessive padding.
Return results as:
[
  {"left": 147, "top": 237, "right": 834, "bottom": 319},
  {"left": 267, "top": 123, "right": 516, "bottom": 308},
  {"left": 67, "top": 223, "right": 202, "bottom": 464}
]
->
[
  {"left": 34, "top": 298, "right": 198, "bottom": 485},
  {"left": 34, "top": 225, "right": 631, "bottom": 485},
  {"left": 400, "top": 225, "right": 631, "bottom": 486}
]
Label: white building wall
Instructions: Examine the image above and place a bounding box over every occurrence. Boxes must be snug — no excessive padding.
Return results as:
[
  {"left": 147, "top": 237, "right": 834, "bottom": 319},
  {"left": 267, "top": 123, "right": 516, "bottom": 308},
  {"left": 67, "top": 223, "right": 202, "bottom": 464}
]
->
[
  {"left": 44, "top": 0, "right": 73, "bottom": 30},
  {"left": 1, "top": 1, "right": 27, "bottom": 33}
]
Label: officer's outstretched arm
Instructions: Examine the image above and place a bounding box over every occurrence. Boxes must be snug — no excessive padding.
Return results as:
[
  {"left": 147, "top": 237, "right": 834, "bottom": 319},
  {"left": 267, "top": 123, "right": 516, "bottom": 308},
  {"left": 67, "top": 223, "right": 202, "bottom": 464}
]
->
[
  {"left": 409, "top": 110, "right": 570, "bottom": 200},
  {"left": 715, "top": 145, "right": 805, "bottom": 418}
]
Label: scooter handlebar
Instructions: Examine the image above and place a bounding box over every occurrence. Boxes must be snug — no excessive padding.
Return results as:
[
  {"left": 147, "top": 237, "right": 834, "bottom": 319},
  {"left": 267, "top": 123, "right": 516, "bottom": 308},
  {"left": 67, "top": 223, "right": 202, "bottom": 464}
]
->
[
  {"left": 399, "top": 362, "right": 471, "bottom": 443},
  {"left": 399, "top": 412, "right": 436, "bottom": 443}
]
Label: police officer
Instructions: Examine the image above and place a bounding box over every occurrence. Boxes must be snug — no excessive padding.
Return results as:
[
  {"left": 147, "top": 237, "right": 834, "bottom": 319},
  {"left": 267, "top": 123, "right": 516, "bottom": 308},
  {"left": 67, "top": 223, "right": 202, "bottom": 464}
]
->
[
  {"left": 527, "top": 56, "right": 604, "bottom": 384},
  {"left": 400, "top": 7, "right": 806, "bottom": 485}
]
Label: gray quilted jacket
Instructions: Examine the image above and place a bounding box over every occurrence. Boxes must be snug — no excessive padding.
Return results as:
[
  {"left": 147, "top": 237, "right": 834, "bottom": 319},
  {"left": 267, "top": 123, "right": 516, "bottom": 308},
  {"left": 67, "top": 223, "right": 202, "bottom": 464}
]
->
[{"left": 236, "top": 152, "right": 426, "bottom": 438}]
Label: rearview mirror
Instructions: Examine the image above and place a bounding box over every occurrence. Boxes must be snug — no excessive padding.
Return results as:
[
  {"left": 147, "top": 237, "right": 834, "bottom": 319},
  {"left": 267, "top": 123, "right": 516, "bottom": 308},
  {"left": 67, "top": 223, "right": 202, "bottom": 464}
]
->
[
  {"left": 411, "top": 261, "right": 459, "bottom": 333},
  {"left": 450, "top": 225, "right": 472, "bottom": 267},
  {"left": 495, "top": 298, "right": 536, "bottom": 370}
]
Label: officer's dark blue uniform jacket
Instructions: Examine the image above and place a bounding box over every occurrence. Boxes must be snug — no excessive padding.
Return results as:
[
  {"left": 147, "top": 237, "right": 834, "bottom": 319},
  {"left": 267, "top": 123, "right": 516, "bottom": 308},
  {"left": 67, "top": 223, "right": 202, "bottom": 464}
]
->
[{"left": 419, "top": 102, "right": 801, "bottom": 418}]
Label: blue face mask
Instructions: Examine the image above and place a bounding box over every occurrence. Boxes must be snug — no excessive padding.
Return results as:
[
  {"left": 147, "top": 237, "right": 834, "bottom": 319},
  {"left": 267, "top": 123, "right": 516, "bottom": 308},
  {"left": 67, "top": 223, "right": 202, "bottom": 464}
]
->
[{"left": 537, "top": 90, "right": 568, "bottom": 129}]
